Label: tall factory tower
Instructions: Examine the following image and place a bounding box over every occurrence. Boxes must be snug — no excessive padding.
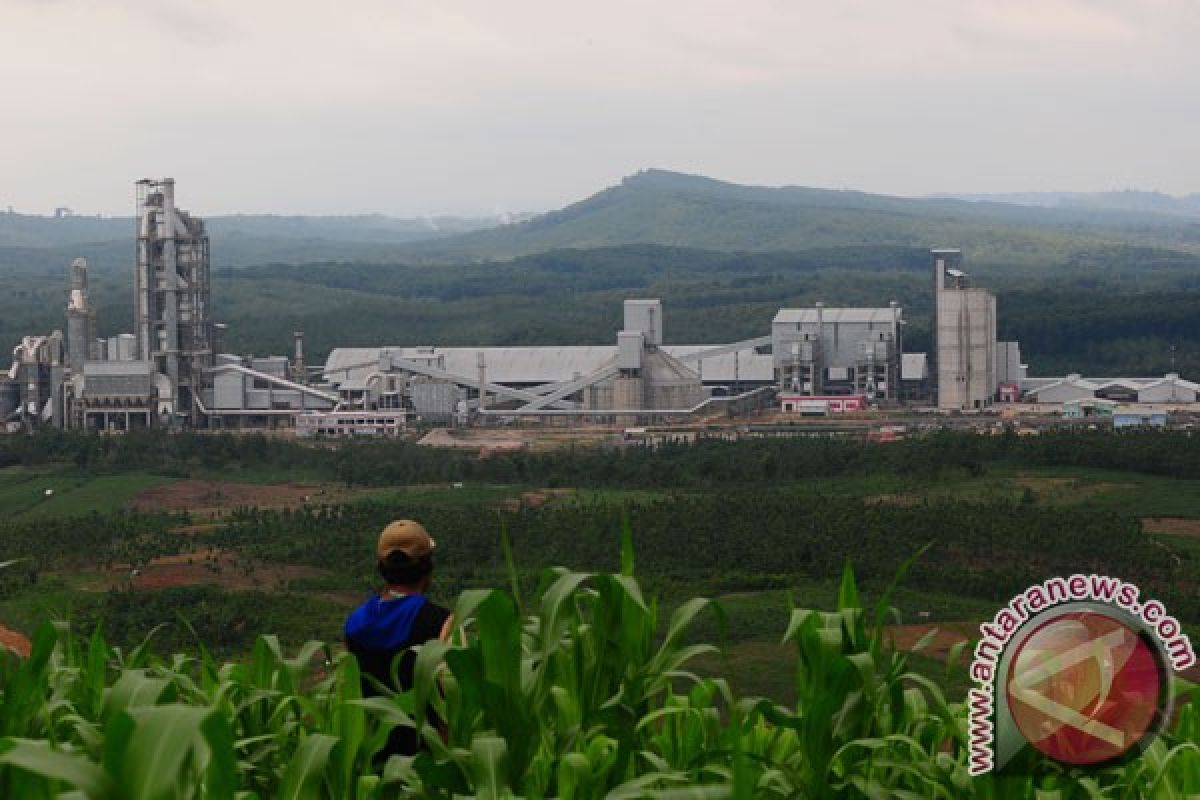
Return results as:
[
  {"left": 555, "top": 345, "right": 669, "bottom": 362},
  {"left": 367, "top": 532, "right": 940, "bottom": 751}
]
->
[
  {"left": 932, "top": 248, "right": 996, "bottom": 411},
  {"left": 65, "top": 257, "right": 95, "bottom": 372},
  {"left": 134, "top": 179, "right": 213, "bottom": 424}
]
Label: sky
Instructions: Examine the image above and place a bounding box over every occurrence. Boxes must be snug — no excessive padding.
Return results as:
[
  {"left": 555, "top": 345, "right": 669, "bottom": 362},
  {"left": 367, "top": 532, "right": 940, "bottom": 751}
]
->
[{"left": 2, "top": 0, "right": 1198, "bottom": 216}]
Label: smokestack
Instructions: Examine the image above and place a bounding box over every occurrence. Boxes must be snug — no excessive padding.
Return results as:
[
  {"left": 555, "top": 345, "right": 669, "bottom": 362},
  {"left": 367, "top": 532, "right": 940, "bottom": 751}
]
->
[
  {"left": 66, "top": 258, "right": 91, "bottom": 372},
  {"left": 70, "top": 257, "right": 88, "bottom": 291},
  {"left": 477, "top": 351, "right": 487, "bottom": 415},
  {"left": 292, "top": 331, "right": 306, "bottom": 380}
]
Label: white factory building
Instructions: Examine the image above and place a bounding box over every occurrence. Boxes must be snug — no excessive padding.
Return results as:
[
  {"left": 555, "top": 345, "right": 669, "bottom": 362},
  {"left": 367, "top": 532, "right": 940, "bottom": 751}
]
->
[
  {"left": 320, "top": 298, "right": 779, "bottom": 422},
  {"left": 4, "top": 178, "right": 1193, "bottom": 434},
  {"left": 933, "top": 249, "right": 998, "bottom": 411},
  {"left": 1021, "top": 373, "right": 1200, "bottom": 405}
]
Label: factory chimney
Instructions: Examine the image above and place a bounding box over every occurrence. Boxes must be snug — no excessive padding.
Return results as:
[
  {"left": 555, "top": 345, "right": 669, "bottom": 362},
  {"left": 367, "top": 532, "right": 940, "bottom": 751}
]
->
[
  {"left": 477, "top": 351, "right": 487, "bottom": 415},
  {"left": 292, "top": 331, "right": 306, "bottom": 381},
  {"left": 66, "top": 258, "right": 93, "bottom": 372}
]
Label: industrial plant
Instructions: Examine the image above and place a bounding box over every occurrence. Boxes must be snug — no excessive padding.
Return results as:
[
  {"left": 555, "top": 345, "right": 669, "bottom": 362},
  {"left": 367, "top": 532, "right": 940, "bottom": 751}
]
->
[{"left": 2, "top": 178, "right": 1194, "bottom": 435}]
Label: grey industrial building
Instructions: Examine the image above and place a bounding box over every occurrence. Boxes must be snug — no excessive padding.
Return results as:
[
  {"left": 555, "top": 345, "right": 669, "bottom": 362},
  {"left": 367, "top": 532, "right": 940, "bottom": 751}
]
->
[
  {"left": 1022, "top": 374, "right": 1200, "bottom": 405},
  {"left": 772, "top": 304, "right": 904, "bottom": 400},
  {"left": 1, "top": 180, "right": 336, "bottom": 433},
  {"left": 9, "top": 177, "right": 1187, "bottom": 431},
  {"left": 322, "top": 299, "right": 775, "bottom": 423},
  {"left": 933, "top": 249, "right": 998, "bottom": 410}
]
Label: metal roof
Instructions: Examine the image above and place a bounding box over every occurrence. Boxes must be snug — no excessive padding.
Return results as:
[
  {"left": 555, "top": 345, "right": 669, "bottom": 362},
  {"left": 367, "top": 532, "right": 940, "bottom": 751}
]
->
[
  {"left": 1094, "top": 379, "right": 1146, "bottom": 391},
  {"left": 773, "top": 308, "right": 898, "bottom": 325},
  {"left": 1025, "top": 377, "right": 1102, "bottom": 396},
  {"left": 83, "top": 360, "right": 154, "bottom": 377},
  {"left": 1022, "top": 374, "right": 1200, "bottom": 392},
  {"left": 324, "top": 345, "right": 775, "bottom": 386},
  {"left": 1138, "top": 375, "right": 1200, "bottom": 392}
]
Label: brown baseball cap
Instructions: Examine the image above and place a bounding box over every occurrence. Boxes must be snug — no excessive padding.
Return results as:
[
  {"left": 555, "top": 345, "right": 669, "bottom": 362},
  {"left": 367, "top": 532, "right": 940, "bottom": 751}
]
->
[{"left": 377, "top": 519, "right": 436, "bottom": 561}]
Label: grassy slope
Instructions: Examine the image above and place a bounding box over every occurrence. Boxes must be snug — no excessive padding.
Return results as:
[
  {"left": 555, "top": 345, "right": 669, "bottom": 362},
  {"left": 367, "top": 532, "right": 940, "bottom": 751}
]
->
[
  {"left": 397, "top": 169, "right": 1200, "bottom": 263},
  {"left": 6, "top": 462, "right": 1200, "bottom": 699},
  {"left": 0, "top": 468, "right": 173, "bottom": 520}
]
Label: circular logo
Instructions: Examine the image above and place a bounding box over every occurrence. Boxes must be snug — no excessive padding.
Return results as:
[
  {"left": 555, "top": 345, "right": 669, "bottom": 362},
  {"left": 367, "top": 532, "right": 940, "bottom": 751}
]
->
[{"left": 1005, "top": 610, "right": 1165, "bottom": 765}]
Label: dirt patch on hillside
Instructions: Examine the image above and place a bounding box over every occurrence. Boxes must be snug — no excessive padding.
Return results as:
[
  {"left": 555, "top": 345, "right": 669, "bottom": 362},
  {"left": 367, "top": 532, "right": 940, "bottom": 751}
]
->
[
  {"left": 885, "top": 623, "right": 974, "bottom": 661},
  {"left": 419, "top": 427, "right": 613, "bottom": 454},
  {"left": 86, "top": 548, "right": 327, "bottom": 592},
  {"left": 864, "top": 493, "right": 921, "bottom": 507},
  {"left": 131, "top": 480, "right": 348, "bottom": 515},
  {"left": 170, "top": 523, "right": 226, "bottom": 535},
  {"left": 1012, "top": 475, "right": 1133, "bottom": 500},
  {"left": 0, "top": 623, "right": 31, "bottom": 657},
  {"left": 498, "top": 489, "right": 575, "bottom": 512},
  {"left": 1143, "top": 518, "right": 1200, "bottom": 538}
]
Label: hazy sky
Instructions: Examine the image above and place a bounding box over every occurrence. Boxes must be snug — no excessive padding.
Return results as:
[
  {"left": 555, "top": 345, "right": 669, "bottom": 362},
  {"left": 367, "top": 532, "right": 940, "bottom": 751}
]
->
[{"left": 2, "top": 0, "right": 1198, "bottom": 216}]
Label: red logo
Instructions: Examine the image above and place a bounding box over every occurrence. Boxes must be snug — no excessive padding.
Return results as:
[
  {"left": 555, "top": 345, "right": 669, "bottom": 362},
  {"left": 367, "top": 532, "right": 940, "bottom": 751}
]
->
[{"left": 1005, "top": 610, "right": 1164, "bottom": 765}]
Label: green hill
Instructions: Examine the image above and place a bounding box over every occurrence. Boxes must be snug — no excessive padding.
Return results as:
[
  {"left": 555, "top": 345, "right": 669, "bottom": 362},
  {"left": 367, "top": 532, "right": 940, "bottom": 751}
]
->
[
  {"left": 943, "top": 190, "right": 1200, "bottom": 218},
  {"left": 0, "top": 211, "right": 519, "bottom": 274},
  {"left": 398, "top": 169, "right": 1200, "bottom": 264}
]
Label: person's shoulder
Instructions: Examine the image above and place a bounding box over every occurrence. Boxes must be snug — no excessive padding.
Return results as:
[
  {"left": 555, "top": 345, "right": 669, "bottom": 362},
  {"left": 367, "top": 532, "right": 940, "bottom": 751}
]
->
[
  {"left": 343, "top": 594, "right": 380, "bottom": 633},
  {"left": 413, "top": 597, "right": 451, "bottom": 637},
  {"left": 348, "top": 593, "right": 380, "bottom": 616},
  {"left": 418, "top": 598, "right": 451, "bottom": 621}
]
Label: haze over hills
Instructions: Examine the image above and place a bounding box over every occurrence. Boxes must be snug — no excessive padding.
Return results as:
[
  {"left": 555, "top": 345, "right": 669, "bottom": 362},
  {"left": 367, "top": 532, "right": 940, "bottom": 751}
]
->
[
  {"left": 0, "top": 211, "right": 528, "bottom": 274},
  {"left": 0, "top": 211, "right": 527, "bottom": 248},
  {"left": 5, "top": 169, "right": 1200, "bottom": 385},
  {"left": 394, "top": 170, "right": 1200, "bottom": 264},
  {"left": 937, "top": 190, "right": 1200, "bottom": 218},
  {"left": 6, "top": 170, "right": 1200, "bottom": 277}
]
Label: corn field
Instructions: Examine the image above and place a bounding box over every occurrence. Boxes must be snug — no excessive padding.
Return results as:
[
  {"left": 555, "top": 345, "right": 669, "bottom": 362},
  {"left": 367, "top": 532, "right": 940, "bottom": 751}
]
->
[{"left": 3, "top": 539, "right": 1200, "bottom": 798}]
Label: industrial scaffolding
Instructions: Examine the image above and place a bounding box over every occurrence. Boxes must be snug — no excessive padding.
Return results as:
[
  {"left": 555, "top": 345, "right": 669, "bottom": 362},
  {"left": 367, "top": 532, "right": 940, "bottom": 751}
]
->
[{"left": 135, "top": 178, "right": 213, "bottom": 424}]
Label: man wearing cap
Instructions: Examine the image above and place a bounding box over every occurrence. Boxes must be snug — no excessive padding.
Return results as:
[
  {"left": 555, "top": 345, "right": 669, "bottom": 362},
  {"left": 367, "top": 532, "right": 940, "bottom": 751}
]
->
[{"left": 344, "top": 519, "right": 453, "bottom": 757}]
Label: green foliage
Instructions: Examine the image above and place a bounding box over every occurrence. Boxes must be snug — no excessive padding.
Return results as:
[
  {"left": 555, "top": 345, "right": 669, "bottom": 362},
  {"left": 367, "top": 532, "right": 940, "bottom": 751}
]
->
[
  {"left": 9, "top": 429, "right": 1200, "bottom": 658},
  {"left": 4, "top": 556, "right": 1200, "bottom": 797},
  {"left": 14, "top": 427, "right": 1200, "bottom": 490}
]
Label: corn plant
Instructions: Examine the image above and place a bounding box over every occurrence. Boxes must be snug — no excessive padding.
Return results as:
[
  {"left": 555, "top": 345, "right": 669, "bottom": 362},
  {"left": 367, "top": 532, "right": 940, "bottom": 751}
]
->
[{"left": 6, "top": 534, "right": 1200, "bottom": 798}]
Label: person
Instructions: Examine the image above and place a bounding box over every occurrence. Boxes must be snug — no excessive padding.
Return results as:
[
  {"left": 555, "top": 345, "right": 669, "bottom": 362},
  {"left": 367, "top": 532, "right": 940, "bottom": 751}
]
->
[{"left": 344, "top": 519, "right": 453, "bottom": 758}]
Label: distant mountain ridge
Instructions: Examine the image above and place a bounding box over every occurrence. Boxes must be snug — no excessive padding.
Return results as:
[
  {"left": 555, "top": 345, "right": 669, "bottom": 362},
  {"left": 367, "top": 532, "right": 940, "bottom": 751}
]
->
[
  {"left": 5, "top": 171, "right": 1200, "bottom": 275},
  {"left": 935, "top": 190, "right": 1200, "bottom": 218},
  {"left": 0, "top": 211, "right": 524, "bottom": 250},
  {"left": 0, "top": 211, "right": 528, "bottom": 274},
  {"left": 395, "top": 169, "right": 1200, "bottom": 265}
]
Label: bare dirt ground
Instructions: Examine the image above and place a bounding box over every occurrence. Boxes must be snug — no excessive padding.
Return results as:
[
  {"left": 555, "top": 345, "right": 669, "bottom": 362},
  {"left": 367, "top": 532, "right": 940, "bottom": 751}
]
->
[
  {"left": 130, "top": 480, "right": 353, "bottom": 515},
  {"left": 419, "top": 428, "right": 526, "bottom": 452},
  {"left": 864, "top": 494, "right": 921, "bottom": 507},
  {"left": 419, "top": 427, "right": 613, "bottom": 454},
  {"left": 1012, "top": 475, "right": 1133, "bottom": 500},
  {"left": 885, "top": 622, "right": 974, "bottom": 661},
  {"left": 1143, "top": 518, "right": 1200, "bottom": 538},
  {"left": 78, "top": 548, "right": 328, "bottom": 592},
  {"left": 0, "top": 623, "right": 31, "bottom": 657},
  {"left": 497, "top": 489, "right": 575, "bottom": 512}
]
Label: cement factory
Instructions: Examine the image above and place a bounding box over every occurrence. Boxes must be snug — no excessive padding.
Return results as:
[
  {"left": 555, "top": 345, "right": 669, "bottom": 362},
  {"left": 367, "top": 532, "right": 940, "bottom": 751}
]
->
[{"left": 2, "top": 179, "right": 1193, "bottom": 435}]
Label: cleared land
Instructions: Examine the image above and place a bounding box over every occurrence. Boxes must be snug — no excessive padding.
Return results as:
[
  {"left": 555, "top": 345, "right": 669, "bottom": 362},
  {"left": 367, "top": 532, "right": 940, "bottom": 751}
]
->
[
  {"left": 7, "top": 450, "right": 1200, "bottom": 700},
  {"left": 0, "top": 468, "right": 173, "bottom": 520},
  {"left": 71, "top": 549, "right": 329, "bottom": 593},
  {"left": 130, "top": 479, "right": 352, "bottom": 515},
  {"left": 1143, "top": 517, "right": 1200, "bottom": 537}
]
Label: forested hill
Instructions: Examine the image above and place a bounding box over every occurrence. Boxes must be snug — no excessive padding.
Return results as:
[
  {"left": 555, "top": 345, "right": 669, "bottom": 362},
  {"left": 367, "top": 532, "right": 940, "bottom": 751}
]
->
[
  {"left": 395, "top": 169, "right": 1200, "bottom": 264},
  {"left": 6, "top": 171, "right": 1200, "bottom": 275},
  {"left": 0, "top": 211, "right": 518, "bottom": 274},
  {"left": 940, "top": 190, "right": 1200, "bottom": 218}
]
